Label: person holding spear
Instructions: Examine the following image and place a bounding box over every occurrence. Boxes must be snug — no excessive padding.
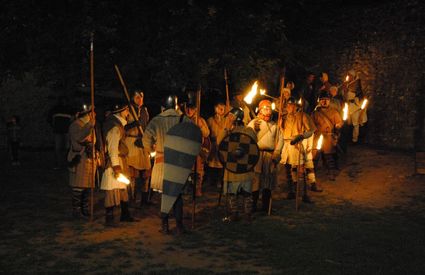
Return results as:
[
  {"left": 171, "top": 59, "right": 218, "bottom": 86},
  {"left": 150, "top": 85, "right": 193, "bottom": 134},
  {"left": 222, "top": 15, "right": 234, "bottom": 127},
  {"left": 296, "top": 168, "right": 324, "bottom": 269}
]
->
[{"left": 273, "top": 96, "right": 316, "bottom": 205}]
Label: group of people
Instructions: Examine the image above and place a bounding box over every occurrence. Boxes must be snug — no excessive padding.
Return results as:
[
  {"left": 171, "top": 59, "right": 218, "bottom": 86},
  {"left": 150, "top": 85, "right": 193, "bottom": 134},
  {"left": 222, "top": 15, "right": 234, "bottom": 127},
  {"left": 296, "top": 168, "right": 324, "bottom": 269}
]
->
[{"left": 65, "top": 69, "right": 368, "bottom": 235}]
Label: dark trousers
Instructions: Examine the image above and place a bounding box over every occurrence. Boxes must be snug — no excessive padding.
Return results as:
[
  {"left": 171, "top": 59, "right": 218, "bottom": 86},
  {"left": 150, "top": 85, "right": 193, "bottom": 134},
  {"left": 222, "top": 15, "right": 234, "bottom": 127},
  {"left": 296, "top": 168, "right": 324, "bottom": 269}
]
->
[{"left": 9, "top": 141, "right": 19, "bottom": 161}]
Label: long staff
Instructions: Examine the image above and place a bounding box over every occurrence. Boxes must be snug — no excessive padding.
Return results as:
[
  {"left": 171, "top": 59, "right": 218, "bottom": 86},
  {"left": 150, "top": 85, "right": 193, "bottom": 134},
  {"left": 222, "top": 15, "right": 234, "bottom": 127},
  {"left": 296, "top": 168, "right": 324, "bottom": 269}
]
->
[
  {"left": 89, "top": 34, "right": 96, "bottom": 222},
  {"left": 268, "top": 70, "right": 285, "bottom": 215},
  {"left": 192, "top": 88, "right": 202, "bottom": 229},
  {"left": 224, "top": 68, "right": 230, "bottom": 112},
  {"left": 114, "top": 65, "right": 144, "bottom": 137}
]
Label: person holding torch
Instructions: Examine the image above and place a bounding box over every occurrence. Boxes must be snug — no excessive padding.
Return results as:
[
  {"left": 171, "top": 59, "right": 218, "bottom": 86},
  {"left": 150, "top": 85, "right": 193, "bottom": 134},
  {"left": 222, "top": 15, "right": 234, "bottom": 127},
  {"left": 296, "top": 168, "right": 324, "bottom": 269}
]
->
[
  {"left": 100, "top": 102, "right": 137, "bottom": 226},
  {"left": 312, "top": 91, "right": 343, "bottom": 181}
]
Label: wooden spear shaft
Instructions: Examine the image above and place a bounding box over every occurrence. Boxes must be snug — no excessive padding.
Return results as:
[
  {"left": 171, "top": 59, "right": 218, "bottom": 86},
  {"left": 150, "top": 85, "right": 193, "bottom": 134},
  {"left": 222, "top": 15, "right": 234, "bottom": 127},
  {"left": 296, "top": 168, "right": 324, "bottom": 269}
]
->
[
  {"left": 192, "top": 88, "right": 202, "bottom": 229},
  {"left": 90, "top": 34, "right": 95, "bottom": 222},
  {"left": 224, "top": 68, "right": 230, "bottom": 112},
  {"left": 268, "top": 72, "right": 285, "bottom": 216}
]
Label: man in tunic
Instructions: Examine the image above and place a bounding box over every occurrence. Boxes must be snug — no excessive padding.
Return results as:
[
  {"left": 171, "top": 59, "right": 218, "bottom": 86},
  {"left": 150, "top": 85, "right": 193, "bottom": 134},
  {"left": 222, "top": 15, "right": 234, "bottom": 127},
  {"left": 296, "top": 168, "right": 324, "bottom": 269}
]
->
[
  {"left": 68, "top": 104, "right": 96, "bottom": 219},
  {"left": 143, "top": 95, "right": 191, "bottom": 234},
  {"left": 183, "top": 92, "right": 210, "bottom": 197},
  {"left": 124, "top": 90, "right": 151, "bottom": 207},
  {"left": 223, "top": 108, "right": 257, "bottom": 222},
  {"left": 274, "top": 97, "right": 316, "bottom": 202},
  {"left": 206, "top": 101, "right": 232, "bottom": 189},
  {"left": 312, "top": 91, "right": 343, "bottom": 181},
  {"left": 342, "top": 70, "right": 368, "bottom": 143},
  {"left": 101, "top": 103, "right": 137, "bottom": 226},
  {"left": 247, "top": 100, "right": 277, "bottom": 213}
]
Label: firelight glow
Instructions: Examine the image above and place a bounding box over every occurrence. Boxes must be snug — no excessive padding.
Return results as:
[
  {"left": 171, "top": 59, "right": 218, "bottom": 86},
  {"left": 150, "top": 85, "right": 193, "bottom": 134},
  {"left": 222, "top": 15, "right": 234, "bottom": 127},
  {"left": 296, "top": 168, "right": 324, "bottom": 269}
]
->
[
  {"left": 361, "top": 98, "right": 368, "bottom": 110},
  {"left": 117, "top": 173, "right": 130, "bottom": 185},
  {"left": 271, "top": 102, "right": 276, "bottom": 110},
  {"left": 343, "top": 103, "right": 349, "bottom": 121},
  {"left": 316, "top": 134, "right": 324, "bottom": 150},
  {"left": 244, "top": 81, "right": 259, "bottom": 104},
  {"left": 345, "top": 75, "right": 349, "bottom": 82},
  {"left": 260, "top": 89, "right": 266, "bottom": 95}
]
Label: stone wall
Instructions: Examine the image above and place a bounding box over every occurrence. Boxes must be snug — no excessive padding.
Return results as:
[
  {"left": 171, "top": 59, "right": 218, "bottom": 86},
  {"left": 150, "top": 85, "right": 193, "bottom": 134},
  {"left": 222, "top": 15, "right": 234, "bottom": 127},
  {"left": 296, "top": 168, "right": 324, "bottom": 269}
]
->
[{"left": 310, "top": 0, "right": 425, "bottom": 150}]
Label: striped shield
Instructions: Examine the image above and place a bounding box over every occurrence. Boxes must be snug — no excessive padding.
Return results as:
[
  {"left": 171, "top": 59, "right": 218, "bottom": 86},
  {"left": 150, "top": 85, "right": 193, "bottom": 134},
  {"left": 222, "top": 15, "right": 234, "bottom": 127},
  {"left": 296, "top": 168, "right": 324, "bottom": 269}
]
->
[{"left": 161, "top": 122, "right": 202, "bottom": 214}]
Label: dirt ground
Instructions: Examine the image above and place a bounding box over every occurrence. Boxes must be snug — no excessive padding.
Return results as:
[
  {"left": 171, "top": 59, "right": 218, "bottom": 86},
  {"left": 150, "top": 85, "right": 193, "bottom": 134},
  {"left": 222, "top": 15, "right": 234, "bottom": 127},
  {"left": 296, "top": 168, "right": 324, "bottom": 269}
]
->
[{"left": 1, "top": 145, "right": 425, "bottom": 274}]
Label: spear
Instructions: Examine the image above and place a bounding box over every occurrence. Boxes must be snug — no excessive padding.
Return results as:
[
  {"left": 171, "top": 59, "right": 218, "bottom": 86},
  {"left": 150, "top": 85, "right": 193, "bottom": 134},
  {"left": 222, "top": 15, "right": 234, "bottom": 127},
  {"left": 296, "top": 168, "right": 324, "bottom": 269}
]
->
[
  {"left": 268, "top": 69, "right": 285, "bottom": 216},
  {"left": 89, "top": 33, "right": 95, "bottom": 222},
  {"left": 224, "top": 68, "right": 230, "bottom": 112},
  {"left": 113, "top": 65, "right": 144, "bottom": 138},
  {"left": 192, "top": 87, "right": 202, "bottom": 229}
]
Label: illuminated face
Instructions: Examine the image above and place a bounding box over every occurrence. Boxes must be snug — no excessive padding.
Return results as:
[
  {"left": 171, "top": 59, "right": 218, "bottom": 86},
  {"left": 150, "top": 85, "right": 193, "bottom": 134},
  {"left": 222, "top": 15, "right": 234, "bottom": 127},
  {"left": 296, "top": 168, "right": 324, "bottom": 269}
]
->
[
  {"left": 286, "top": 103, "right": 296, "bottom": 113},
  {"left": 319, "top": 98, "right": 330, "bottom": 108},
  {"left": 330, "top": 88, "right": 338, "bottom": 97},
  {"left": 215, "top": 104, "right": 225, "bottom": 116},
  {"left": 260, "top": 105, "right": 272, "bottom": 121},
  {"left": 133, "top": 94, "right": 144, "bottom": 107},
  {"left": 185, "top": 106, "right": 196, "bottom": 118},
  {"left": 283, "top": 90, "right": 291, "bottom": 99}
]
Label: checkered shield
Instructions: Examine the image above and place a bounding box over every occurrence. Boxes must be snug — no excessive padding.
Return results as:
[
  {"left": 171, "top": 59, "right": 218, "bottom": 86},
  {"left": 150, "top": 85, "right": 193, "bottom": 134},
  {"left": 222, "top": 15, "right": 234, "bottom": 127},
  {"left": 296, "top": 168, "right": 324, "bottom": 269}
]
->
[{"left": 218, "top": 132, "right": 260, "bottom": 174}]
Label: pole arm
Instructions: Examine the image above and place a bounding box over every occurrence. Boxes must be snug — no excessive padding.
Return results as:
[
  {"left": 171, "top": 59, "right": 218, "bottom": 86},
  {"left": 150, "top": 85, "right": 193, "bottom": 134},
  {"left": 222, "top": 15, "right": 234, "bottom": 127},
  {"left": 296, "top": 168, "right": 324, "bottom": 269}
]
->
[
  {"left": 114, "top": 65, "right": 144, "bottom": 138},
  {"left": 224, "top": 68, "right": 231, "bottom": 112}
]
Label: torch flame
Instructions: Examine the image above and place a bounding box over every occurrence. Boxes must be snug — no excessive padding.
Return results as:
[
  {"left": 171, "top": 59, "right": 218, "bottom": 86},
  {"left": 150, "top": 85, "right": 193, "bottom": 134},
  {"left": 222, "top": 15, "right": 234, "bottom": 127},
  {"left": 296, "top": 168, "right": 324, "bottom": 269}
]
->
[
  {"left": 271, "top": 102, "right": 276, "bottom": 110},
  {"left": 117, "top": 173, "right": 130, "bottom": 185},
  {"left": 244, "top": 81, "right": 259, "bottom": 104},
  {"left": 260, "top": 89, "right": 266, "bottom": 95},
  {"left": 361, "top": 98, "right": 368, "bottom": 110},
  {"left": 343, "top": 103, "right": 349, "bottom": 121},
  {"left": 255, "top": 107, "right": 259, "bottom": 113},
  {"left": 298, "top": 98, "right": 302, "bottom": 105},
  {"left": 316, "top": 134, "right": 324, "bottom": 150},
  {"left": 345, "top": 75, "right": 349, "bottom": 82}
]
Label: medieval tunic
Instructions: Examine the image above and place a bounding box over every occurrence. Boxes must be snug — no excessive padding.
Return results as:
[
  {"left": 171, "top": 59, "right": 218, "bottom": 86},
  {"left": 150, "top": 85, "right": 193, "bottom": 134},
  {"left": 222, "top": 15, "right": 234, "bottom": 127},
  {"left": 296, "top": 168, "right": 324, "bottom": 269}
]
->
[
  {"left": 125, "top": 104, "right": 151, "bottom": 172},
  {"left": 343, "top": 77, "right": 367, "bottom": 142},
  {"left": 223, "top": 126, "right": 257, "bottom": 194},
  {"left": 100, "top": 114, "right": 130, "bottom": 206},
  {"left": 142, "top": 108, "right": 191, "bottom": 192},
  {"left": 275, "top": 111, "right": 316, "bottom": 166},
  {"left": 207, "top": 114, "right": 232, "bottom": 168},
  {"left": 247, "top": 118, "right": 277, "bottom": 191},
  {"left": 68, "top": 115, "right": 95, "bottom": 189},
  {"left": 312, "top": 106, "right": 343, "bottom": 154}
]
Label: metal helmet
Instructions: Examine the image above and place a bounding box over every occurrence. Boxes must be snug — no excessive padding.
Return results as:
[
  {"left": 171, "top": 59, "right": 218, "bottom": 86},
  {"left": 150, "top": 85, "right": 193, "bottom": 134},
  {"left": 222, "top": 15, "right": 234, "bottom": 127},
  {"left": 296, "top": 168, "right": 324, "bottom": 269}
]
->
[
  {"left": 185, "top": 92, "right": 197, "bottom": 108},
  {"left": 229, "top": 107, "right": 244, "bottom": 123},
  {"left": 111, "top": 101, "right": 128, "bottom": 114},
  {"left": 318, "top": 90, "right": 330, "bottom": 100},
  {"left": 287, "top": 96, "right": 297, "bottom": 105},
  {"left": 162, "top": 94, "right": 178, "bottom": 110},
  {"left": 258, "top": 99, "right": 272, "bottom": 109},
  {"left": 77, "top": 103, "right": 92, "bottom": 117}
]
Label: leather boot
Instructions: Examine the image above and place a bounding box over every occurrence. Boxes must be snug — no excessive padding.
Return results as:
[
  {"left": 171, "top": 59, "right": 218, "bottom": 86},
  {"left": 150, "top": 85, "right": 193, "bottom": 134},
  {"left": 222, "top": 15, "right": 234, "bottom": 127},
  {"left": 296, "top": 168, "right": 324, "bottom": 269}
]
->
[
  {"left": 310, "top": 182, "right": 323, "bottom": 192},
  {"left": 287, "top": 182, "right": 296, "bottom": 200},
  {"left": 81, "top": 189, "right": 90, "bottom": 217},
  {"left": 140, "top": 192, "right": 150, "bottom": 207},
  {"left": 261, "top": 189, "right": 271, "bottom": 212},
  {"left": 251, "top": 190, "right": 259, "bottom": 213},
  {"left": 105, "top": 207, "right": 116, "bottom": 226},
  {"left": 159, "top": 213, "right": 170, "bottom": 234},
  {"left": 243, "top": 193, "right": 253, "bottom": 224},
  {"left": 72, "top": 189, "right": 82, "bottom": 219},
  {"left": 173, "top": 196, "right": 187, "bottom": 235},
  {"left": 120, "top": 201, "right": 138, "bottom": 222},
  {"left": 228, "top": 194, "right": 239, "bottom": 222}
]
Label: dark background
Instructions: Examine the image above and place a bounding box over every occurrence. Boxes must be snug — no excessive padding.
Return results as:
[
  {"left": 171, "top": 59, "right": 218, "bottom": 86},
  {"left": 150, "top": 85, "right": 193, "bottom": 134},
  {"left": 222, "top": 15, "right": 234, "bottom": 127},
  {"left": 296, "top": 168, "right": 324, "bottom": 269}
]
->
[{"left": 0, "top": 0, "right": 424, "bottom": 149}]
